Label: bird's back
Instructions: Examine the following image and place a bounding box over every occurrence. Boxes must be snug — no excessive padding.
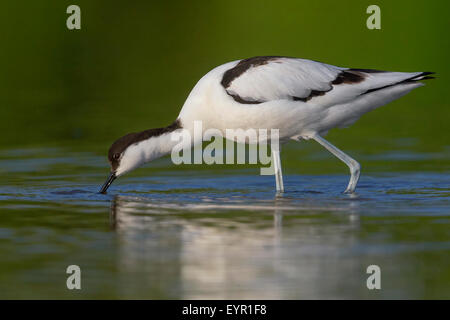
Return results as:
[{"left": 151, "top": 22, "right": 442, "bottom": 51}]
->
[{"left": 178, "top": 57, "right": 434, "bottom": 139}]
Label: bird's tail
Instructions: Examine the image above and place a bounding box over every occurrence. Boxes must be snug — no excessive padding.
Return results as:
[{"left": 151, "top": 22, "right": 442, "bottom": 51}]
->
[
  {"left": 329, "top": 70, "right": 436, "bottom": 129},
  {"left": 358, "top": 70, "right": 435, "bottom": 95},
  {"left": 407, "top": 72, "right": 435, "bottom": 81}
]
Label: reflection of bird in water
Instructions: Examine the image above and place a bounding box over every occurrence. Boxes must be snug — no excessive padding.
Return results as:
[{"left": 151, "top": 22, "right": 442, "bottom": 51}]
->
[
  {"left": 100, "top": 56, "right": 434, "bottom": 194},
  {"left": 109, "top": 195, "right": 363, "bottom": 299}
]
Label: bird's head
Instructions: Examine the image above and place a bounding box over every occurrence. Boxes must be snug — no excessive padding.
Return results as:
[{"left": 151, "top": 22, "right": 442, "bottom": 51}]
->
[
  {"left": 99, "top": 120, "right": 183, "bottom": 194},
  {"left": 99, "top": 132, "right": 147, "bottom": 194}
]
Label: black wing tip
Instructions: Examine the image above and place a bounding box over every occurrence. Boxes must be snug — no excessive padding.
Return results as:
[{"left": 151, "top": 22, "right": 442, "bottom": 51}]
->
[
  {"left": 420, "top": 71, "right": 435, "bottom": 76},
  {"left": 349, "top": 68, "right": 388, "bottom": 73},
  {"left": 409, "top": 71, "right": 436, "bottom": 82},
  {"left": 350, "top": 69, "right": 436, "bottom": 79}
]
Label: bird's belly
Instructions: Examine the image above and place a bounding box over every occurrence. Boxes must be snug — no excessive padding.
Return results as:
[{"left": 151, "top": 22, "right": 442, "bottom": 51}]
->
[
  {"left": 178, "top": 75, "right": 351, "bottom": 142},
  {"left": 181, "top": 97, "right": 327, "bottom": 143}
]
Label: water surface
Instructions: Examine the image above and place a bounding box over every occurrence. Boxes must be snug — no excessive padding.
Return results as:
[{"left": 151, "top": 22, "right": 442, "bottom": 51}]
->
[
  {"left": 0, "top": 0, "right": 449, "bottom": 300},
  {"left": 0, "top": 147, "right": 449, "bottom": 299}
]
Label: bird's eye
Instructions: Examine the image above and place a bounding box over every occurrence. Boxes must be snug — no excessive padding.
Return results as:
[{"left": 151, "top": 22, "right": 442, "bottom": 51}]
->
[{"left": 113, "top": 153, "right": 120, "bottom": 160}]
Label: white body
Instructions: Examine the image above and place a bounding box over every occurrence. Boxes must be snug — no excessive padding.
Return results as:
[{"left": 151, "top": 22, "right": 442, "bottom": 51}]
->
[
  {"left": 110, "top": 57, "right": 429, "bottom": 193},
  {"left": 178, "top": 58, "right": 423, "bottom": 142}
]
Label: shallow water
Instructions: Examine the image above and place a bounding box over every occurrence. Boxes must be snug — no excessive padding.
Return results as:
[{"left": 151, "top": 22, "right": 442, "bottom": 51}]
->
[
  {"left": 0, "top": 0, "right": 449, "bottom": 301},
  {"left": 0, "top": 147, "right": 449, "bottom": 299}
]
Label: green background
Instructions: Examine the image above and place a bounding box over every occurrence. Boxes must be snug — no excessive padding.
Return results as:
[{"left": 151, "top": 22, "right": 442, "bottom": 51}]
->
[
  {"left": 0, "top": 0, "right": 448, "bottom": 170},
  {"left": 0, "top": 0, "right": 449, "bottom": 300}
]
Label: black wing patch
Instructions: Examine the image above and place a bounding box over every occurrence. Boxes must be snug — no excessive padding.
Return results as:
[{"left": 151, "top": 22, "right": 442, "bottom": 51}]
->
[
  {"left": 221, "top": 57, "right": 372, "bottom": 104},
  {"left": 221, "top": 56, "right": 284, "bottom": 104},
  {"left": 293, "top": 89, "right": 331, "bottom": 102},
  {"left": 331, "top": 70, "right": 365, "bottom": 85},
  {"left": 295, "top": 70, "right": 365, "bottom": 102},
  {"left": 221, "top": 56, "right": 283, "bottom": 88}
]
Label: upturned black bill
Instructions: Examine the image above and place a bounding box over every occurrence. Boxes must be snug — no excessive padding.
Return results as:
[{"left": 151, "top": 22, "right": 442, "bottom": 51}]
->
[{"left": 99, "top": 172, "right": 116, "bottom": 194}]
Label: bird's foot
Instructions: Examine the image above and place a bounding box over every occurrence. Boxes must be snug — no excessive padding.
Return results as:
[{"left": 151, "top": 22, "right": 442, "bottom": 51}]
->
[
  {"left": 343, "top": 187, "right": 356, "bottom": 194},
  {"left": 343, "top": 188, "right": 359, "bottom": 198}
]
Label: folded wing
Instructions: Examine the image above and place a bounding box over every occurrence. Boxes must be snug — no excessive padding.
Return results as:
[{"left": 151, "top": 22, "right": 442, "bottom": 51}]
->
[{"left": 221, "top": 56, "right": 433, "bottom": 106}]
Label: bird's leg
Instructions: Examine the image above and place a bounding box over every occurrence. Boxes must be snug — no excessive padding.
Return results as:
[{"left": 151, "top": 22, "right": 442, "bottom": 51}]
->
[
  {"left": 312, "top": 134, "right": 361, "bottom": 194},
  {"left": 272, "top": 148, "right": 284, "bottom": 192}
]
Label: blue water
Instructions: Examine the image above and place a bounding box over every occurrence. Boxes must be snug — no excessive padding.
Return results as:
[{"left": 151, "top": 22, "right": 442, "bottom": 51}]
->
[{"left": 0, "top": 148, "right": 449, "bottom": 299}]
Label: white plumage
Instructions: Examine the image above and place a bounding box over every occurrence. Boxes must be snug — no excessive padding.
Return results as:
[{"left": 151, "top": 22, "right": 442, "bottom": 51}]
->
[
  {"left": 226, "top": 59, "right": 341, "bottom": 102},
  {"left": 100, "top": 56, "right": 434, "bottom": 194}
]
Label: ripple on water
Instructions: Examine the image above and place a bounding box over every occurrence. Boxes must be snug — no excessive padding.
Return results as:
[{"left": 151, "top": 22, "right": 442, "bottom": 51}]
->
[{"left": 0, "top": 148, "right": 449, "bottom": 299}]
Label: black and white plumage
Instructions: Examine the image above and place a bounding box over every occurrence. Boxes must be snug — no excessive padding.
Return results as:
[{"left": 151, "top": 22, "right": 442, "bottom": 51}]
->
[{"left": 100, "top": 56, "right": 434, "bottom": 194}]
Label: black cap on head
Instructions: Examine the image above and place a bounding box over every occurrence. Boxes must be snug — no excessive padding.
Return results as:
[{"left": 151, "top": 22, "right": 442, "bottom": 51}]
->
[{"left": 99, "top": 119, "right": 182, "bottom": 194}]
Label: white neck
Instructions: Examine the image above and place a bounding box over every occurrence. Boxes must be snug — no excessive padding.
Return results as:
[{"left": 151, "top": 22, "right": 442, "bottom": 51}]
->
[
  {"left": 116, "top": 126, "right": 200, "bottom": 176},
  {"left": 133, "top": 130, "right": 186, "bottom": 162}
]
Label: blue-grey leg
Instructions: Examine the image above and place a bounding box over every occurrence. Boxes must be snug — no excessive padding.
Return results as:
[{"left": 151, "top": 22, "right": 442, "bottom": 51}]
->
[
  {"left": 272, "top": 149, "right": 284, "bottom": 192},
  {"left": 312, "top": 134, "right": 361, "bottom": 193}
]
